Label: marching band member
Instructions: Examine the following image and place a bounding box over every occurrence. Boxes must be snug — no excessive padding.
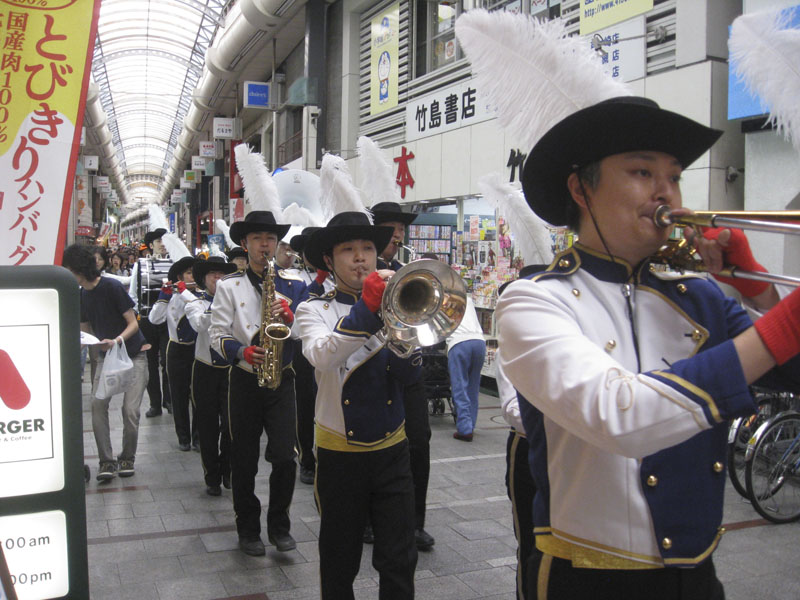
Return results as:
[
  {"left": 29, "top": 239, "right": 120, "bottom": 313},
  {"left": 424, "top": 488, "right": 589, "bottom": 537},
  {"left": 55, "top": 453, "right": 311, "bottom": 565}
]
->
[
  {"left": 208, "top": 210, "right": 308, "bottom": 556},
  {"left": 290, "top": 226, "right": 334, "bottom": 297},
  {"left": 226, "top": 246, "right": 249, "bottom": 271},
  {"left": 184, "top": 256, "right": 237, "bottom": 496},
  {"left": 295, "top": 210, "right": 421, "bottom": 599},
  {"left": 148, "top": 255, "right": 199, "bottom": 451}
]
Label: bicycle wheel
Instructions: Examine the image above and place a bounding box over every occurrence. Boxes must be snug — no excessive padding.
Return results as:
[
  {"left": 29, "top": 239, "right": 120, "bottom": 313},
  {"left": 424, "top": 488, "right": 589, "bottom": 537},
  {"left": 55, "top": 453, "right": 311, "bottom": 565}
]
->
[{"left": 744, "top": 413, "right": 800, "bottom": 523}]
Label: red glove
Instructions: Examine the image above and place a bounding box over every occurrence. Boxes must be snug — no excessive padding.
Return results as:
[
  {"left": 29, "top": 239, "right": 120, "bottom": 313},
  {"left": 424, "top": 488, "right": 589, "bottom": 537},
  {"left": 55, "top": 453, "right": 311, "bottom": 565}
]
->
[
  {"left": 279, "top": 298, "right": 294, "bottom": 325},
  {"left": 315, "top": 269, "right": 329, "bottom": 285},
  {"left": 362, "top": 271, "right": 386, "bottom": 312},
  {"left": 242, "top": 345, "right": 262, "bottom": 366},
  {"left": 754, "top": 287, "right": 800, "bottom": 366},
  {"left": 176, "top": 281, "right": 187, "bottom": 294},
  {"left": 160, "top": 281, "right": 173, "bottom": 296},
  {"left": 702, "top": 227, "right": 769, "bottom": 298}
]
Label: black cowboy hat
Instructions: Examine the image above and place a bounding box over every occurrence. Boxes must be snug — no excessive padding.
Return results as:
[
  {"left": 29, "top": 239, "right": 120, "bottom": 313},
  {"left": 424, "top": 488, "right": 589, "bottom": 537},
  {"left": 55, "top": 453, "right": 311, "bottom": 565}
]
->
[
  {"left": 521, "top": 96, "right": 723, "bottom": 227},
  {"left": 225, "top": 246, "right": 248, "bottom": 261},
  {"left": 370, "top": 201, "right": 417, "bottom": 227},
  {"left": 167, "top": 256, "right": 197, "bottom": 282},
  {"left": 144, "top": 228, "right": 167, "bottom": 246},
  {"left": 192, "top": 256, "right": 237, "bottom": 289},
  {"left": 289, "top": 226, "right": 321, "bottom": 254},
  {"left": 229, "top": 211, "right": 291, "bottom": 246},
  {"left": 304, "top": 212, "right": 394, "bottom": 271}
]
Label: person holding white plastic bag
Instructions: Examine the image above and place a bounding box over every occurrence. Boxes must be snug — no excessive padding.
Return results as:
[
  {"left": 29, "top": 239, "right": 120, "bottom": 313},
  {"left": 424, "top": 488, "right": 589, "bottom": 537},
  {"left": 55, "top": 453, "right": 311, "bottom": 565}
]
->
[{"left": 63, "top": 244, "right": 149, "bottom": 482}]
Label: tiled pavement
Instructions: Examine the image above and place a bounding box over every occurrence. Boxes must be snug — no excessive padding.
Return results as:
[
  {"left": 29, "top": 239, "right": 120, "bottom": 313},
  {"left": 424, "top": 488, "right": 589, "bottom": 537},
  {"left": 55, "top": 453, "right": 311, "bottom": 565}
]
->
[{"left": 82, "top": 376, "right": 800, "bottom": 600}]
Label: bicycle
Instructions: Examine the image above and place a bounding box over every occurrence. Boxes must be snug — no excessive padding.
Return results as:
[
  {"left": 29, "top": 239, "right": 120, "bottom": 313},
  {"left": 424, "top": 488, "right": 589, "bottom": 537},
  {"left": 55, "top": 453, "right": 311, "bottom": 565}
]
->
[{"left": 744, "top": 409, "right": 800, "bottom": 523}]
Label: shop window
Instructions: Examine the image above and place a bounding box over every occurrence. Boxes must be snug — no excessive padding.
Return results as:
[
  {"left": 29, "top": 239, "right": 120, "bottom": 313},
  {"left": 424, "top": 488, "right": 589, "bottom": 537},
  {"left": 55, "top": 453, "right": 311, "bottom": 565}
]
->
[{"left": 414, "top": 1, "right": 462, "bottom": 78}]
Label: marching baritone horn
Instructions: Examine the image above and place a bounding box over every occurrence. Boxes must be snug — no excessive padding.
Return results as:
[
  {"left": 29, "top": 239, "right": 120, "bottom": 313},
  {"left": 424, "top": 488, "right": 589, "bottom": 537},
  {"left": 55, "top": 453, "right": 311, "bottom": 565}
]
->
[{"left": 378, "top": 259, "right": 467, "bottom": 357}]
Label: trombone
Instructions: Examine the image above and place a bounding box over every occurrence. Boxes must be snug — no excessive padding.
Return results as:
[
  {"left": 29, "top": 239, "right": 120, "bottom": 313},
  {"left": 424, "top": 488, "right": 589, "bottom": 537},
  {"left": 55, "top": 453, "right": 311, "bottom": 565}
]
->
[{"left": 652, "top": 206, "right": 800, "bottom": 287}]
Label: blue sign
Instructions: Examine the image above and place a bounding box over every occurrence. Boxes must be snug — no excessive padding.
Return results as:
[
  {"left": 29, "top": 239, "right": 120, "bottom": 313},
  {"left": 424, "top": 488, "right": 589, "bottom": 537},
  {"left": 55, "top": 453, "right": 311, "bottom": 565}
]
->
[
  {"left": 728, "top": 6, "right": 800, "bottom": 120},
  {"left": 244, "top": 81, "right": 270, "bottom": 109},
  {"left": 169, "top": 213, "right": 176, "bottom": 233}
]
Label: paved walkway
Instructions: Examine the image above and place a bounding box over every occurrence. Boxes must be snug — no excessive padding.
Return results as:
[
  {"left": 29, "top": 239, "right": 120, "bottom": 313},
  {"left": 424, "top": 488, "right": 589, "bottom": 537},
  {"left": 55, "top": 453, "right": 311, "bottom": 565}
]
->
[{"left": 82, "top": 376, "right": 800, "bottom": 599}]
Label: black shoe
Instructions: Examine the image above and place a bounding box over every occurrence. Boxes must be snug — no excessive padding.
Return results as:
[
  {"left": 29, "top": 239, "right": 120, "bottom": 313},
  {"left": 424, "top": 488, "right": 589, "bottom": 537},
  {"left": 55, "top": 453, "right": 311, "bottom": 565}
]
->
[
  {"left": 206, "top": 485, "right": 222, "bottom": 497},
  {"left": 145, "top": 407, "right": 162, "bottom": 418},
  {"left": 117, "top": 459, "right": 135, "bottom": 477},
  {"left": 238, "top": 536, "right": 265, "bottom": 556},
  {"left": 415, "top": 528, "right": 435, "bottom": 551},
  {"left": 268, "top": 531, "right": 296, "bottom": 552},
  {"left": 222, "top": 474, "right": 231, "bottom": 489},
  {"left": 178, "top": 443, "right": 191, "bottom": 452},
  {"left": 96, "top": 462, "right": 116, "bottom": 482},
  {"left": 163, "top": 403, "right": 172, "bottom": 414},
  {"left": 363, "top": 524, "right": 374, "bottom": 544},
  {"left": 191, "top": 442, "right": 200, "bottom": 452},
  {"left": 299, "top": 466, "right": 315, "bottom": 485}
]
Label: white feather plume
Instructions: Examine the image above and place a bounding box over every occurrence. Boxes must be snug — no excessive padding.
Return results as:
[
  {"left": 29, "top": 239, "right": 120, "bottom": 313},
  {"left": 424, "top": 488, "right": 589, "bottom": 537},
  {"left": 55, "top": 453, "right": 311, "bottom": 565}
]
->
[
  {"left": 234, "top": 144, "right": 284, "bottom": 219},
  {"left": 282, "top": 202, "right": 325, "bottom": 228},
  {"left": 455, "top": 10, "right": 630, "bottom": 152},
  {"left": 730, "top": 8, "right": 800, "bottom": 153},
  {"left": 147, "top": 204, "right": 191, "bottom": 259},
  {"left": 318, "top": 153, "right": 371, "bottom": 223},
  {"left": 478, "top": 173, "right": 554, "bottom": 266},
  {"left": 215, "top": 219, "right": 235, "bottom": 249},
  {"left": 356, "top": 136, "right": 399, "bottom": 207}
]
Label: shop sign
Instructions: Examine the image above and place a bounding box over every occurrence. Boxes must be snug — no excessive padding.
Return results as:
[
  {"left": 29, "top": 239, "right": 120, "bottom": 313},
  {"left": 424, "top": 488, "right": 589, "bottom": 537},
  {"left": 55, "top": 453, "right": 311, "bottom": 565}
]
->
[
  {"left": 109, "top": 233, "right": 119, "bottom": 246},
  {"left": 394, "top": 146, "right": 415, "bottom": 199},
  {"left": 83, "top": 155, "right": 98, "bottom": 170},
  {"left": 405, "top": 78, "right": 495, "bottom": 142},
  {"left": 589, "top": 16, "right": 646, "bottom": 83},
  {"left": 184, "top": 170, "right": 197, "bottom": 182},
  {"left": 213, "top": 117, "right": 240, "bottom": 140},
  {"left": 243, "top": 81, "right": 270, "bottom": 109},
  {"left": 191, "top": 156, "right": 206, "bottom": 171},
  {"left": 370, "top": 3, "right": 400, "bottom": 116},
  {"left": 169, "top": 213, "right": 176, "bottom": 233},
  {"left": 199, "top": 141, "right": 216, "bottom": 158},
  {"left": 171, "top": 190, "right": 183, "bottom": 203},
  {"left": 95, "top": 176, "right": 109, "bottom": 191},
  {"left": 180, "top": 178, "right": 195, "bottom": 190},
  {"left": 75, "top": 225, "right": 93, "bottom": 236},
  {"left": 580, "top": 0, "right": 653, "bottom": 36}
]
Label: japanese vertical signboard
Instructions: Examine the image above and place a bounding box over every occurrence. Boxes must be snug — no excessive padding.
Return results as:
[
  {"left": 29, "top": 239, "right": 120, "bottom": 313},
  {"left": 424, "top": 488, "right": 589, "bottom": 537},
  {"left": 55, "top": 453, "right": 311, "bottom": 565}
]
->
[
  {"left": 579, "top": 0, "right": 653, "bottom": 36},
  {"left": 0, "top": 0, "right": 101, "bottom": 266},
  {"left": 590, "top": 16, "right": 646, "bottom": 83},
  {"left": 370, "top": 3, "right": 399, "bottom": 116}
]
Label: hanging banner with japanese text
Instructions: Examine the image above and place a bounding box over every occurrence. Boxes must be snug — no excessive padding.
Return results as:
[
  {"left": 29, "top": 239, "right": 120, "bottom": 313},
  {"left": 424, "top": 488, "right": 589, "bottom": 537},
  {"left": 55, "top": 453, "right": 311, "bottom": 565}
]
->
[
  {"left": 0, "top": 0, "right": 101, "bottom": 266},
  {"left": 579, "top": 0, "right": 653, "bottom": 36},
  {"left": 369, "top": 3, "right": 399, "bottom": 116}
]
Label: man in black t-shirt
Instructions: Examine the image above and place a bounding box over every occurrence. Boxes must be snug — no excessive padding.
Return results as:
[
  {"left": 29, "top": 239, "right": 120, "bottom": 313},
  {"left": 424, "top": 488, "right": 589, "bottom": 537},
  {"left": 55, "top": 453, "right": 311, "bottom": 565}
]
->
[{"left": 63, "top": 244, "right": 149, "bottom": 482}]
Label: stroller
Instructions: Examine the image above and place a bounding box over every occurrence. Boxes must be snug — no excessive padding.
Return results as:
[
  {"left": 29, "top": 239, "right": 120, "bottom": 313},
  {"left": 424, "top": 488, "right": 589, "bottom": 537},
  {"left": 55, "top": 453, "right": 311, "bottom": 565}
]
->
[{"left": 421, "top": 342, "right": 455, "bottom": 422}]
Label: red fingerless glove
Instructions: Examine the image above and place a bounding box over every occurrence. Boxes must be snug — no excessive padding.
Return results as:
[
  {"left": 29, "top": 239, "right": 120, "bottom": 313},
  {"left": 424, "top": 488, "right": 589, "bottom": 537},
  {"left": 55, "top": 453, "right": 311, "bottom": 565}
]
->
[
  {"left": 703, "top": 227, "right": 769, "bottom": 298},
  {"left": 176, "top": 281, "right": 187, "bottom": 294},
  {"left": 315, "top": 269, "right": 329, "bottom": 285},
  {"left": 160, "top": 282, "right": 173, "bottom": 296},
  {"left": 362, "top": 271, "right": 386, "bottom": 313},
  {"left": 754, "top": 287, "right": 800, "bottom": 366},
  {"left": 280, "top": 298, "right": 294, "bottom": 325},
  {"left": 242, "top": 345, "right": 260, "bottom": 366}
]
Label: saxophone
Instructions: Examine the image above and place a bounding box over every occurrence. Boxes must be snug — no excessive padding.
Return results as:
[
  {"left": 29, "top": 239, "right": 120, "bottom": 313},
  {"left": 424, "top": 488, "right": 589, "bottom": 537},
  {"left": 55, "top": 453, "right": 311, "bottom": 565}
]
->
[{"left": 256, "top": 254, "right": 292, "bottom": 389}]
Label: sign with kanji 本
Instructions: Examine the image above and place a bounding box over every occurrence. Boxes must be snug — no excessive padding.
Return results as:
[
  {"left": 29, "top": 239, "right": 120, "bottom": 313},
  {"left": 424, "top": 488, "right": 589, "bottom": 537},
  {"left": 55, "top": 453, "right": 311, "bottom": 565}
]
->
[
  {"left": 405, "top": 78, "right": 495, "bottom": 142},
  {"left": 0, "top": 0, "right": 102, "bottom": 266}
]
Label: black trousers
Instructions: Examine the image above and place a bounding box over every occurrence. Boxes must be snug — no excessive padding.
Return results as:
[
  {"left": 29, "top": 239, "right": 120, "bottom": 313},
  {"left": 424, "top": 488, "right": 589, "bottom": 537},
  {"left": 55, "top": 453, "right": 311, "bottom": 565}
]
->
[
  {"left": 506, "top": 431, "right": 536, "bottom": 600},
  {"left": 228, "top": 366, "right": 297, "bottom": 539},
  {"left": 139, "top": 318, "right": 170, "bottom": 410},
  {"left": 528, "top": 553, "right": 725, "bottom": 600},
  {"left": 192, "top": 360, "right": 230, "bottom": 487},
  {"left": 317, "top": 441, "right": 417, "bottom": 600},
  {"left": 403, "top": 380, "right": 431, "bottom": 529},
  {"left": 166, "top": 340, "right": 196, "bottom": 446},
  {"left": 293, "top": 339, "right": 316, "bottom": 471}
]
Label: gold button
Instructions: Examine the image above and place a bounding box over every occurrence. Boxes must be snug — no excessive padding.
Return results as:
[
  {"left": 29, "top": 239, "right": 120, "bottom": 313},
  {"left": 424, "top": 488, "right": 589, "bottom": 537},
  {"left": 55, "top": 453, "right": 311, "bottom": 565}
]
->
[
  {"left": 718, "top": 526, "right": 726, "bottom": 535},
  {"left": 649, "top": 264, "right": 656, "bottom": 272},
  {"left": 240, "top": 302, "right": 245, "bottom": 307},
  {"left": 646, "top": 475, "right": 658, "bottom": 487},
  {"left": 558, "top": 258, "right": 570, "bottom": 268},
  {"left": 246, "top": 325, "right": 250, "bottom": 329},
  {"left": 572, "top": 288, "right": 580, "bottom": 297},
  {"left": 347, "top": 430, "right": 354, "bottom": 437},
  {"left": 691, "top": 330, "right": 702, "bottom": 341},
  {"left": 677, "top": 283, "right": 687, "bottom": 294},
  {"left": 323, "top": 303, "right": 329, "bottom": 309},
  {"left": 604, "top": 340, "right": 616, "bottom": 352},
  {"left": 387, "top": 399, "right": 392, "bottom": 405},
  {"left": 344, "top": 399, "right": 350, "bottom": 405},
  {"left": 713, "top": 461, "right": 723, "bottom": 473},
  {"left": 385, "top": 432, "right": 391, "bottom": 437},
  {"left": 236, "top": 281, "right": 240, "bottom": 286},
  {"left": 662, "top": 538, "right": 672, "bottom": 550}
]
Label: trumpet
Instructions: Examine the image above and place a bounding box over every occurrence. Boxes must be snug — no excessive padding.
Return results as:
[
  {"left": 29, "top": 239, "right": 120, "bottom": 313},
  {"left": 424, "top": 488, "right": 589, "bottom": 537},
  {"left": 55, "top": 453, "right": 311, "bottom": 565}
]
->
[
  {"left": 652, "top": 206, "right": 800, "bottom": 287},
  {"left": 393, "top": 239, "right": 417, "bottom": 261}
]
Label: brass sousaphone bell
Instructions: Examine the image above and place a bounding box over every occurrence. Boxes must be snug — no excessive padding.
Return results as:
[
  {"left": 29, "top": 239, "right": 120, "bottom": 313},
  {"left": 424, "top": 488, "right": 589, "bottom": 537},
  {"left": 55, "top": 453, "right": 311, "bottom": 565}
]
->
[{"left": 378, "top": 259, "right": 468, "bottom": 357}]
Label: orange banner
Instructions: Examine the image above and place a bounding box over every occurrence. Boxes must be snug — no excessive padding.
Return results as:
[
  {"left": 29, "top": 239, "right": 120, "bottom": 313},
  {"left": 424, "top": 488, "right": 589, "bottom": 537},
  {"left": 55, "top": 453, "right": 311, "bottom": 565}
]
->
[{"left": 0, "top": 0, "right": 100, "bottom": 265}]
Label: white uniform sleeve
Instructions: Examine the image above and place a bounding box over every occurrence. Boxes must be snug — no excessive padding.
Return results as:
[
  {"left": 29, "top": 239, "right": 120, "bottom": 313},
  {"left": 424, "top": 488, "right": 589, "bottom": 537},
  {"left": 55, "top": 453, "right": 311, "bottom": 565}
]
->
[
  {"left": 209, "top": 281, "right": 237, "bottom": 358},
  {"left": 184, "top": 296, "right": 209, "bottom": 332},
  {"left": 148, "top": 296, "right": 168, "bottom": 324},
  {"left": 295, "top": 301, "right": 377, "bottom": 371},
  {"left": 497, "top": 361, "right": 523, "bottom": 432}
]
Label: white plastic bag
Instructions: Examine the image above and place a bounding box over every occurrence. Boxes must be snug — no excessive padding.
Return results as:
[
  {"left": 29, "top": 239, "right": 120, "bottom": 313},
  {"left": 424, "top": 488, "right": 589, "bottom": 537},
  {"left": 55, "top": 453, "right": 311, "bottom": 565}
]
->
[{"left": 95, "top": 341, "right": 135, "bottom": 399}]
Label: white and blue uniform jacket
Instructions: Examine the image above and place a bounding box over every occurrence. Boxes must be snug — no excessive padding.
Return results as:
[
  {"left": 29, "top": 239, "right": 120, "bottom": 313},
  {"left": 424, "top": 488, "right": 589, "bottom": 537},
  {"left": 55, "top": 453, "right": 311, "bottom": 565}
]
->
[
  {"left": 184, "top": 291, "right": 227, "bottom": 367},
  {"left": 496, "top": 244, "right": 800, "bottom": 569},
  {"left": 148, "top": 288, "right": 200, "bottom": 344},
  {"left": 295, "top": 288, "right": 422, "bottom": 450},
  {"left": 208, "top": 266, "right": 308, "bottom": 373}
]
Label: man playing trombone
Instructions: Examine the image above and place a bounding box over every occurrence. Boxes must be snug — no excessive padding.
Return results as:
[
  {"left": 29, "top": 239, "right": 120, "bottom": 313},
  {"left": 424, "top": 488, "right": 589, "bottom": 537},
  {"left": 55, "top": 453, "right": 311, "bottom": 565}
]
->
[{"left": 495, "top": 95, "right": 800, "bottom": 600}]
